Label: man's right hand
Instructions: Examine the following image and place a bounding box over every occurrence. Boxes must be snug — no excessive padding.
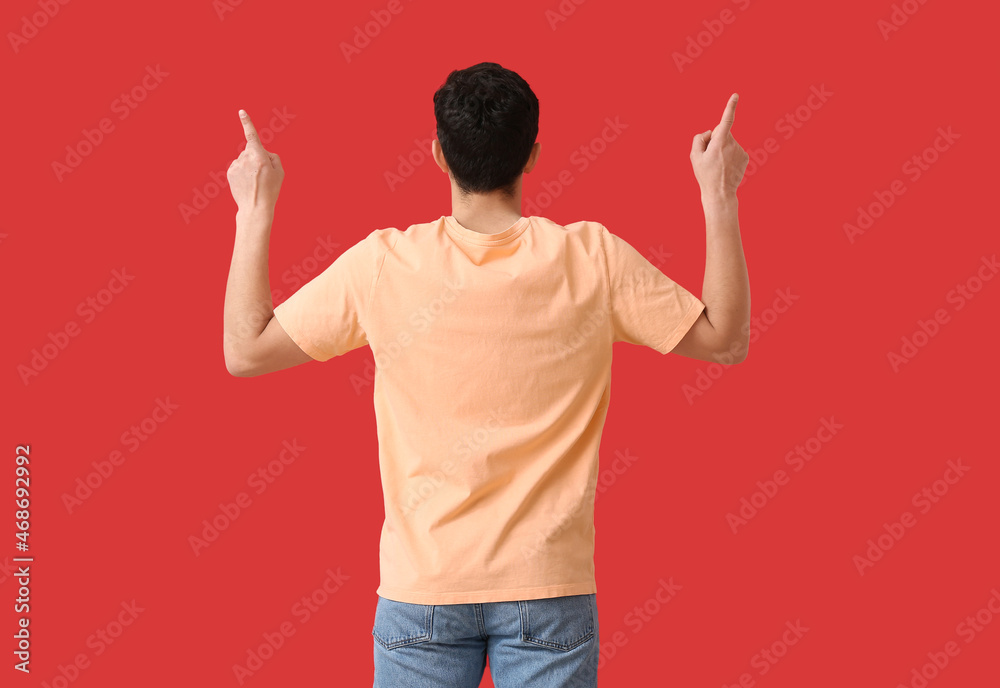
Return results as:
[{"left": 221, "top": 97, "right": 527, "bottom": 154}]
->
[
  {"left": 690, "top": 93, "right": 749, "bottom": 199},
  {"left": 227, "top": 109, "right": 285, "bottom": 214}
]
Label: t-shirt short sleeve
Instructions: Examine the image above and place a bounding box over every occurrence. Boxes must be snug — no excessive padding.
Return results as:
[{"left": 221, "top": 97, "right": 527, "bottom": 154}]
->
[
  {"left": 601, "top": 225, "right": 706, "bottom": 354},
  {"left": 272, "top": 230, "right": 385, "bottom": 361}
]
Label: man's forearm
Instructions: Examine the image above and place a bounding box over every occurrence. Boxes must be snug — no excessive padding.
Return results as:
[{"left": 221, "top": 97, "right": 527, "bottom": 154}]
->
[
  {"left": 223, "top": 208, "right": 275, "bottom": 370},
  {"left": 700, "top": 193, "right": 750, "bottom": 354}
]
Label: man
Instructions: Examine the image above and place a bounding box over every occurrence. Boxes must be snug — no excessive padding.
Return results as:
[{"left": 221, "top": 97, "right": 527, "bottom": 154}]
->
[{"left": 223, "top": 62, "right": 749, "bottom": 687}]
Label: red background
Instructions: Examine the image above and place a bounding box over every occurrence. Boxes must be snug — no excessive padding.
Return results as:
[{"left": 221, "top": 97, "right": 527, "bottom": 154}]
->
[{"left": 4, "top": 0, "right": 999, "bottom": 686}]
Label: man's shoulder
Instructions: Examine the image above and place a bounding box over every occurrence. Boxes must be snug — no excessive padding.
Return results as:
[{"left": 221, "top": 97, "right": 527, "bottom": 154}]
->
[
  {"left": 548, "top": 217, "right": 606, "bottom": 235},
  {"left": 532, "top": 216, "right": 607, "bottom": 250},
  {"left": 365, "top": 215, "right": 608, "bottom": 245},
  {"left": 369, "top": 216, "right": 445, "bottom": 243}
]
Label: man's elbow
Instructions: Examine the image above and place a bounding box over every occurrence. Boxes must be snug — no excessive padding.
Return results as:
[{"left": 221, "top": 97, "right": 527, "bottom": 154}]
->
[
  {"left": 226, "top": 361, "right": 253, "bottom": 377},
  {"left": 715, "top": 334, "right": 750, "bottom": 365},
  {"left": 224, "top": 346, "right": 257, "bottom": 377}
]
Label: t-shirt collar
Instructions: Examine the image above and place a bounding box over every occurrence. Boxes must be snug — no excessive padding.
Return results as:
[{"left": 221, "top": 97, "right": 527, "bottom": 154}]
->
[{"left": 443, "top": 215, "right": 530, "bottom": 246}]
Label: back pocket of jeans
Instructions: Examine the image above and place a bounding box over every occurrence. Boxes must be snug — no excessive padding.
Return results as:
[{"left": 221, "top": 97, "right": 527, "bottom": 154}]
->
[
  {"left": 372, "top": 596, "right": 434, "bottom": 650},
  {"left": 519, "top": 594, "right": 595, "bottom": 651}
]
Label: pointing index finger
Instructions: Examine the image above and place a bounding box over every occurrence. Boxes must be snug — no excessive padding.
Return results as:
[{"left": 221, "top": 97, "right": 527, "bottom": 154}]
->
[
  {"left": 716, "top": 93, "right": 739, "bottom": 136},
  {"left": 239, "top": 109, "right": 265, "bottom": 152}
]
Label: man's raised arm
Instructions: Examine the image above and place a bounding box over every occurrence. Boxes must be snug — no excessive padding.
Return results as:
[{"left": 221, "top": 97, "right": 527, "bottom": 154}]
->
[
  {"left": 671, "top": 93, "right": 751, "bottom": 363},
  {"left": 222, "top": 109, "right": 311, "bottom": 377}
]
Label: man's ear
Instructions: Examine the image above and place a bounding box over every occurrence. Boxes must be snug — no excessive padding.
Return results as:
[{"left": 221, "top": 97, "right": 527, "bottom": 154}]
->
[
  {"left": 523, "top": 141, "right": 541, "bottom": 174},
  {"left": 432, "top": 140, "right": 449, "bottom": 174}
]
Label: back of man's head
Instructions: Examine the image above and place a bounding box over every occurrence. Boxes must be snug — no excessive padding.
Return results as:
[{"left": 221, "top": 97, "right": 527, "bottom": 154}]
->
[{"left": 433, "top": 62, "right": 539, "bottom": 199}]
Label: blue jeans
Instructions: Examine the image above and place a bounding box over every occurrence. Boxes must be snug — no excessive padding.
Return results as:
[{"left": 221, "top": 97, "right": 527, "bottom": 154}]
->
[{"left": 372, "top": 593, "right": 599, "bottom": 687}]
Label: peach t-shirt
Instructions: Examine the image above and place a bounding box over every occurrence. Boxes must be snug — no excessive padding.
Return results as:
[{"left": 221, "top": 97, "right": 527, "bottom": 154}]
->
[{"left": 272, "top": 214, "right": 705, "bottom": 605}]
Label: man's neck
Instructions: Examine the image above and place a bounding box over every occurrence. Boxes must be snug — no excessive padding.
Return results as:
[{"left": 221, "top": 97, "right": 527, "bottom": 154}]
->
[{"left": 450, "top": 185, "right": 524, "bottom": 234}]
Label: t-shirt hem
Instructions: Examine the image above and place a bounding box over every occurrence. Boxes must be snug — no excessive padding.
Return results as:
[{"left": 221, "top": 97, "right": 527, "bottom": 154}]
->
[
  {"left": 657, "top": 298, "right": 707, "bottom": 354},
  {"left": 375, "top": 581, "right": 597, "bottom": 605},
  {"left": 271, "top": 302, "right": 329, "bottom": 362}
]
